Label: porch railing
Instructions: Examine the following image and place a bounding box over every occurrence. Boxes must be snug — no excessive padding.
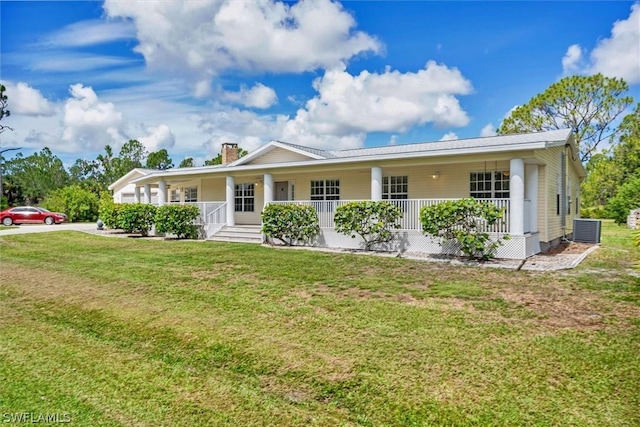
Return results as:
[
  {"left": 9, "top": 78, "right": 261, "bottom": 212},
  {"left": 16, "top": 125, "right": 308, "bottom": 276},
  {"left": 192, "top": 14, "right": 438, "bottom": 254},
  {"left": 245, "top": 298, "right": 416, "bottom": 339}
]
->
[
  {"left": 269, "top": 199, "right": 511, "bottom": 233},
  {"left": 185, "top": 202, "right": 227, "bottom": 237}
]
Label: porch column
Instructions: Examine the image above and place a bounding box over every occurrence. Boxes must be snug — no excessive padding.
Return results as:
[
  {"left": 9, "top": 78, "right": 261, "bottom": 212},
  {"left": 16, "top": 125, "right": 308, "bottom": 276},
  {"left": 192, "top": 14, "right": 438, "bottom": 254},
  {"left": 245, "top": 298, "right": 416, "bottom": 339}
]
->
[
  {"left": 226, "top": 176, "right": 235, "bottom": 226},
  {"left": 263, "top": 173, "right": 273, "bottom": 207},
  {"left": 144, "top": 184, "right": 151, "bottom": 204},
  {"left": 134, "top": 186, "right": 141, "bottom": 203},
  {"left": 509, "top": 158, "right": 525, "bottom": 236},
  {"left": 525, "top": 165, "right": 538, "bottom": 233},
  {"left": 371, "top": 167, "right": 382, "bottom": 201},
  {"left": 158, "top": 180, "right": 167, "bottom": 206}
]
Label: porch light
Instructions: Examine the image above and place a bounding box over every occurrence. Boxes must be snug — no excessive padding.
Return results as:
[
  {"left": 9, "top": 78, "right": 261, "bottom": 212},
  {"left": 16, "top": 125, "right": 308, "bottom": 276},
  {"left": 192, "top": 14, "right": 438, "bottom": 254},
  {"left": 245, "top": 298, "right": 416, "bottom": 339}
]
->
[{"left": 431, "top": 171, "right": 440, "bottom": 180}]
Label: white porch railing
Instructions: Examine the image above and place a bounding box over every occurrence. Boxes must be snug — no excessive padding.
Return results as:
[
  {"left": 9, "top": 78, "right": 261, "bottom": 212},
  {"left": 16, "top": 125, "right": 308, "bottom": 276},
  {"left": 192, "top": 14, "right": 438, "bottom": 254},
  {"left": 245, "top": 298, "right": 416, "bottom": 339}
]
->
[
  {"left": 185, "top": 202, "right": 227, "bottom": 237},
  {"left": 269, "top": 199, "right": 511, "bottom": 233}
]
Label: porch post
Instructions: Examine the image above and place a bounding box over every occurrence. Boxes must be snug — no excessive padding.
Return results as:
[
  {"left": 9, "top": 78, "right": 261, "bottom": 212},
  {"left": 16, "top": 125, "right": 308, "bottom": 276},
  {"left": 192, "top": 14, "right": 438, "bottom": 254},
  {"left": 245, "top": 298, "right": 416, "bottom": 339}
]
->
[
  {"left": 525, "top": 165, "right": 538, "bottom": 233},
  {"left": 134, "top": 186, "right": 141, "bottom": 203},
  {"left": 371, "top": 167, "right": 382, "bottom": 201},
  {"left": 144, "top": 184, "right": 151, "bottom": 204},
  {"left": 510, "top": 158, "right": 525, "bottom": 236},
  {"left": 263, "top": 173, "right": 273, "bottom": 207},
  {"left": 226, "top": 176, "right": 235, "bottom": 226},
  {"left": 158, "top": 180, "right": 167, "bottom": 206}
]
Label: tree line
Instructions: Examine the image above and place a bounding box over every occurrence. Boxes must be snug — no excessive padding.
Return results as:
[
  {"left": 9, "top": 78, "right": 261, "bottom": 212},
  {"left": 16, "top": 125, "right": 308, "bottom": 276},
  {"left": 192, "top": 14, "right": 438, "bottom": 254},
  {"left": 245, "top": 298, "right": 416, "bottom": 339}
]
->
[{"left": 0, "top": 75, "right": 639, "bottom": 224}]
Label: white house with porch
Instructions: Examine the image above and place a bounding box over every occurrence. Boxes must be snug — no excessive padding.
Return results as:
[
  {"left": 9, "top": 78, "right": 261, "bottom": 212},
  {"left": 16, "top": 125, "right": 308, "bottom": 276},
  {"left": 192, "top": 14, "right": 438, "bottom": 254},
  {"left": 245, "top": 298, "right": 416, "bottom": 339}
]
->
[{"left": 109, "top": 129, "right": 586, "bottom": 259}]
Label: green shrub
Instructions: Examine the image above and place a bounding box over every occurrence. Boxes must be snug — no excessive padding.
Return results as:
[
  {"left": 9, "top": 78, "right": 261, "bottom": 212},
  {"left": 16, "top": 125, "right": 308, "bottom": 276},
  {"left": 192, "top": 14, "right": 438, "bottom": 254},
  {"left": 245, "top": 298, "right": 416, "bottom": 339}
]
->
[
  {"left": 334, "top": 201, "right": 403, "bottom": 250},
  {"left": 261, "top": 203, "right": 320, "bottom": 246},
  {"left": 420, "top": 198, "right": 508, "bottom": 260},
  {"left": 118, "top": 203, "right": 156, "bottom": 236},
  {"left": 98, "top": 194, "right": 122, "bottom": 229},
  {"left": 155, "top": 204, "right": 201, "bottom": 239},
  {"left": 606, "top": 176, "right": 640, "bottom": 224},
  {"left": 42, "top": 185, "right": 99, "bottom": 222},
  {"left": 580, "top": 205, "right": 609, "bottom": 219}
]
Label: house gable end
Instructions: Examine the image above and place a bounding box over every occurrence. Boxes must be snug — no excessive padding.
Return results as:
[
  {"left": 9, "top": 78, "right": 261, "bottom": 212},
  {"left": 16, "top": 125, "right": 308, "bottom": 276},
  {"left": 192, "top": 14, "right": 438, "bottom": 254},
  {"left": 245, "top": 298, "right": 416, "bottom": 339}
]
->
[{"left": 230, "top": 141, "right": 326, "bottom": 166}]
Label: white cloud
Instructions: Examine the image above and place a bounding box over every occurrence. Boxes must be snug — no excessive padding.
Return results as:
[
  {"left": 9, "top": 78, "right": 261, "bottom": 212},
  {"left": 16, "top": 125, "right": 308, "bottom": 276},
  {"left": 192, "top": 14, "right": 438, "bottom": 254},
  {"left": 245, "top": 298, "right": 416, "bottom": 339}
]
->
[
  {"left": 103, "top": 0, "right": 381, "bottom": 94},
  {"left": 43, "top": 19, "right": 136, "bottom": 47},
  {"left": 280, "top": 61, "right": 472, "bottom": 148},
  {"left": 480, "top": 123, "right": 497, "bottom": 137},
  {"left": 138, "top": 124, "right": 176, "bottom": 152},
  {"left": 561, "top": 44, "right": 583, "bottom": 75},
  {"left": 26, "top": 52, "right": 138, "bottom": 73},
  {"left": 563, "top": 4, "right": 640, "bottom": 84},
  {"left": 588, "top": 3, "right": 640, "bottom": 84},
  {"left": 439, "top": 132, "right": 458, "bottom": 141},
  {"left": 3, "top": 82, "right": 55, "bottom": 116},
  {"left": 61, "top": 84, "right": 126, "bottom": 151},
  {"left": 222, "top": 83, "right": 278, "bottom": 109}
]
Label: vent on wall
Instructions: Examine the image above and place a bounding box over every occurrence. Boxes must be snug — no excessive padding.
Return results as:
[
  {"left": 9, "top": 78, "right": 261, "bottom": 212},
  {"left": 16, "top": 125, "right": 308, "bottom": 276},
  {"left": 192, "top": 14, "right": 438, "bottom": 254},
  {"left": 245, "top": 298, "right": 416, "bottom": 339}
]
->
[{"left": 573, "top": 219, "right": 601, "bottom": 244}]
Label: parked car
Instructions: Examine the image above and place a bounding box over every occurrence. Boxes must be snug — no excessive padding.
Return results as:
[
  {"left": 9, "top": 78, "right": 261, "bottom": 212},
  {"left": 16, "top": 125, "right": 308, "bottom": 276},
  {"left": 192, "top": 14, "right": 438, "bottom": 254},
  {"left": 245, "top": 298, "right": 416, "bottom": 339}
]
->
[{"left": 0, "top": 206, "right": 68, "bottom": 226}]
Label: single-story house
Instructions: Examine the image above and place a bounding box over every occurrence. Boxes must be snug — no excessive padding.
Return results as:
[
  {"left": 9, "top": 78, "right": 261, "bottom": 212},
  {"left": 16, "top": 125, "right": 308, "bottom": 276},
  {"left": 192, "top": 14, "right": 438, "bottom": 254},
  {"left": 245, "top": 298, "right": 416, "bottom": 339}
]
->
[
  {"left": 108, "top": 168, "right": 160, "bottom": 204},
  {"left": 110, "top": 128, "right": 586, "bottom": 259}
]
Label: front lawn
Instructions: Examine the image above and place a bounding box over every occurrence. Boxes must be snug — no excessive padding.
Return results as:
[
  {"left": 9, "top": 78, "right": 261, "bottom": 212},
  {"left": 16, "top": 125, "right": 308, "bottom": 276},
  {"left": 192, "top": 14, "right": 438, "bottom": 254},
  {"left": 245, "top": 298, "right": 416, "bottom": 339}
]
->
[{"left": 0, "top": 223, "right": 638, "bottom": 426}]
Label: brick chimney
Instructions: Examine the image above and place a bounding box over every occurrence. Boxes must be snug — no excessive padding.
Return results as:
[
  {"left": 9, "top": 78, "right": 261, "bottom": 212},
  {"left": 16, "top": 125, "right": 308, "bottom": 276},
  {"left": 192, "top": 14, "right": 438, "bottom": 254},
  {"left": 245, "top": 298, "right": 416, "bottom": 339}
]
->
[{"left": 221, "top": 142, "right": 239, "bottom": 164}]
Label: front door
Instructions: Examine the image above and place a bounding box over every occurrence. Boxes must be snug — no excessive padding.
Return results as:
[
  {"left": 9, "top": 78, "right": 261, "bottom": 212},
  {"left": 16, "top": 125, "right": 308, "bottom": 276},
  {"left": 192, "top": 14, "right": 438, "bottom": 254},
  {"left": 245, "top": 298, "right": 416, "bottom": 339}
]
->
[{"left": 275, "top": 181, "right": 289, "bottom": 201}]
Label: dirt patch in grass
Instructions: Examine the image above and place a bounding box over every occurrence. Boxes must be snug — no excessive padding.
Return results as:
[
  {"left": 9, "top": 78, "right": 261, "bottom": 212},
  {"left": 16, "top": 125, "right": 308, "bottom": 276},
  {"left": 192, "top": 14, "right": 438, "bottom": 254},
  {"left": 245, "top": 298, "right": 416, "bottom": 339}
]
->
[
  {"left": 543, "top": 242, "right": 597, "bottom": 255},
  {"left": 489, "top": 281, "right": 640, "bottom": 330}
]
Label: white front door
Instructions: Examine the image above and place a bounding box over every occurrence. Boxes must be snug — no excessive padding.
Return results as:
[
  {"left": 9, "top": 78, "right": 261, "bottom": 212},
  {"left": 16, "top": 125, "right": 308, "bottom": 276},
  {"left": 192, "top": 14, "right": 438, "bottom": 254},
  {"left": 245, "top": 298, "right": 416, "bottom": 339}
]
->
[{"left": 275, "top": 181, "right": 289, "bottom": 201}]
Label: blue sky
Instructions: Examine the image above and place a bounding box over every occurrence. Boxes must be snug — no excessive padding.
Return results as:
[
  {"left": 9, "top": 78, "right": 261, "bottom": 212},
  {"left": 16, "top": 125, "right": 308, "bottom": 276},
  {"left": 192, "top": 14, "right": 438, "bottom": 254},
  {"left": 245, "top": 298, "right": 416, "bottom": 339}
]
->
[{"left": 1, "top": 1, "right": 639, "bottom": 166}]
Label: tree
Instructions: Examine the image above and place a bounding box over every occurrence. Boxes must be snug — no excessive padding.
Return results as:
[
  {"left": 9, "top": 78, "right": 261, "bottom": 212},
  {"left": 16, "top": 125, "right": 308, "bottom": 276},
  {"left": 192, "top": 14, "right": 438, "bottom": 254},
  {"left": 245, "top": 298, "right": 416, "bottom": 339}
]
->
[
  {"left": 606, "top": 176, "right": 640, "bottom": 224},
  {"left": 179, "top": 157, "right": 195, "bottom": 168},
  {"left": 43, "top": 185, "right": 100, "bottom": 222},
  {"left": 146, "top": 149, "right": 173, "bottom": 170},
  {"left": 0, "top": 83, "right": 12, "bottom": 134},
  {"left": 0, "top": 83, "right": 20, "bottom": 208},
  {"left": 204, "top": 148, "right": 249, "bottom": 165},
  {"left": 117, "top": 139, "right": 148, "bottom": 174},
  {"left": 499, "top": 74, "right": 633, "bottom": 162},
  {"left": 581, "top": 103, "right": 640, "bottom": 217},
  {"left": 6, "top": 148, "right": 69, "bottom": 205}
]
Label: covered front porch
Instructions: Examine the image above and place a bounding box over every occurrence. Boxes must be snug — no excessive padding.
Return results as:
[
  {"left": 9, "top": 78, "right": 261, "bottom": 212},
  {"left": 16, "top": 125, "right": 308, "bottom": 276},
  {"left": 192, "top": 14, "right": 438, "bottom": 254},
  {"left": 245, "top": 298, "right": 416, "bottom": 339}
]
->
[{"left": 133, "top": 157, "right": 541, "bottom": 259}]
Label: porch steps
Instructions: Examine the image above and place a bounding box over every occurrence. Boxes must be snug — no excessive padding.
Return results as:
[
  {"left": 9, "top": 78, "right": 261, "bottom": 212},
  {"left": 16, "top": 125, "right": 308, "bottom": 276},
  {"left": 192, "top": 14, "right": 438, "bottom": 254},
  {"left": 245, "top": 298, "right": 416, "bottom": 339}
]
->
[{"left": 208, "top": 225, "right": 263, "bottom": 244}]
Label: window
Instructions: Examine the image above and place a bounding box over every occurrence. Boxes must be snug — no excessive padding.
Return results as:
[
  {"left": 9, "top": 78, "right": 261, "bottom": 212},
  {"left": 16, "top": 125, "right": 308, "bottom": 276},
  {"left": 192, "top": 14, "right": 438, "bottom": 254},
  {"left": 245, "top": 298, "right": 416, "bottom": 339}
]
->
[
  {"left": 235, "top": 183, "right": 254, "bottom": 212},
  {"left": 470, "top": 171, "right": 509, "bottom": 199},
  {"left": 383, "top": 176, "right": 408, "bottom": 200},
  {"left": 170, "top": 189, "right": 180, "bottom": 203},
  {"left": 310, "top": 180, "right": 340, "bottom": 201},
  {"left": 184, "top": 187, "right": 197, "bottom": 203}
]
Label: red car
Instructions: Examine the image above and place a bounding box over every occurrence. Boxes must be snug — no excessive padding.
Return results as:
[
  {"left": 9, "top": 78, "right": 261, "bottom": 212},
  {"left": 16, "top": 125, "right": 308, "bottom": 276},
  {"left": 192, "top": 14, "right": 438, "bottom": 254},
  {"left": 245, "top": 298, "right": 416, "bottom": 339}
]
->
[{"left": 0, "top": 206, "right": 68, "bottom": 226}]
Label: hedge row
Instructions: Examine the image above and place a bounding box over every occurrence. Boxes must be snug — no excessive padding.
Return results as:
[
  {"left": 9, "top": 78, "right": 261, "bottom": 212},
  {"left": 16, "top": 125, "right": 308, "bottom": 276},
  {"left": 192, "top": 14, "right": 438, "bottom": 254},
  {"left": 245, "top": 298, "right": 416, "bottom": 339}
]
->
[
  {"left": 262, "top": 199, "right": 508, "bottom": 259},
  {"left": 99, "top": 199, "right": 200, "bottom": 238}
]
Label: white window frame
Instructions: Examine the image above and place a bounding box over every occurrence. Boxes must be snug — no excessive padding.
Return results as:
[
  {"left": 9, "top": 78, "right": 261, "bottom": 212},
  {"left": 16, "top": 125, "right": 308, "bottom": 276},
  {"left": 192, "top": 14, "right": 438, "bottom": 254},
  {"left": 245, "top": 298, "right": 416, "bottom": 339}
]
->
[
  {"left": 184, "top": 187, "right": 198, "bottom": 203},
  {"left": 470, "top": 171, "right": 510, "bottom": 199},
  {"left": 310, "top": 180, "right": 340, "bottom": 201},
  {"left": 382, "top": 176, "right": 408, "bottom": 200},
  {"left": 235, "top": 183, "right": 255, "bottom": 212}
]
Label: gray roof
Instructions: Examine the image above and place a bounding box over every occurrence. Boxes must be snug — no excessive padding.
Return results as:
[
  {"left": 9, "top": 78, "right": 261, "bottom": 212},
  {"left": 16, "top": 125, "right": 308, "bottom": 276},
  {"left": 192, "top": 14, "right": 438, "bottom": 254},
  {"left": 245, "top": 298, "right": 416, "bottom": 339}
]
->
[
  {"left": 274, "top": 141, "right": 336, "bottom": 158},
  {"left": 328, "top": 129, "right": 572, "bottom": 158}
]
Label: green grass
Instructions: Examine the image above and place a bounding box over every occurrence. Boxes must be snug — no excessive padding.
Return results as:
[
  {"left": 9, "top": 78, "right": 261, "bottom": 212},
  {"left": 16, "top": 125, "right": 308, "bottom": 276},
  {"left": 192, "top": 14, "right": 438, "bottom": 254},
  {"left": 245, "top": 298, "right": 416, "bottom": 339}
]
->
[{"left": 0, "top": 227, "right": 639, "bottom": 426}]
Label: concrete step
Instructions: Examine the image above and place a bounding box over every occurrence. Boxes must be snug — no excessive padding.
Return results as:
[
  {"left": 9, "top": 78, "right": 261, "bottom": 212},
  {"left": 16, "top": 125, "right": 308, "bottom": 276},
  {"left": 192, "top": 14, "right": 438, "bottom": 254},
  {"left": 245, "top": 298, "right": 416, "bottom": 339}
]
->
[{"left": 208, "top": 225, "right": 263, "bottom": 243}]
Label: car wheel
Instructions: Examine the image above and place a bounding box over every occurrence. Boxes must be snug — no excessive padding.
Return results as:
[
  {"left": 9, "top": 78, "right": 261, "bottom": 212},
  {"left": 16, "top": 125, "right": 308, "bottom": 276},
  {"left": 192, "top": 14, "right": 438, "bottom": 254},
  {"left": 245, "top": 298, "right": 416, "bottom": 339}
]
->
[
  {"left": 44, "top": 216, "right": 55, "bottom": 225},
  {"left": 2, "top": 217, "right": 13, "bottom": 226}
]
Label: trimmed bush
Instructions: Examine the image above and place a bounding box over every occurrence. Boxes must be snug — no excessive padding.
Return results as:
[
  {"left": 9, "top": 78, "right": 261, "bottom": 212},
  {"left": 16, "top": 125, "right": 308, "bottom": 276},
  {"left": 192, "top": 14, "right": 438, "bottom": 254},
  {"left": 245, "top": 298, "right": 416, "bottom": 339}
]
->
[
  {"left": 420, "top": 198, "right": 508, "bottom": 260},
  {"left": 334, "top": 201, "right": 403, "bottom": 250},
  {"left": 43, "top": 185, "right": 99, "bottom": 222},
  {"left": 261, "top": 203, "right": 320, "bottom": 246},
  {"left": 118, "top": 203, "right": 156, "bottom": 236},
  {"left": 155, "top": 204, "right": 201, "bottom": 239},
  {"left": 98, "top": 194, "right": 122, "bottom": 229}
]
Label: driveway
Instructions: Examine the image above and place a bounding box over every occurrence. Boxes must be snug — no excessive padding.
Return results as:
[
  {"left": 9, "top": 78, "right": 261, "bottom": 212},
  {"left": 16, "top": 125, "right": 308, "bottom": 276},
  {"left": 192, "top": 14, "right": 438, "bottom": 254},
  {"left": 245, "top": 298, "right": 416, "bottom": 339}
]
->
[{"left": 0, "top": 223, "right": 97, "bottom": 236}]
